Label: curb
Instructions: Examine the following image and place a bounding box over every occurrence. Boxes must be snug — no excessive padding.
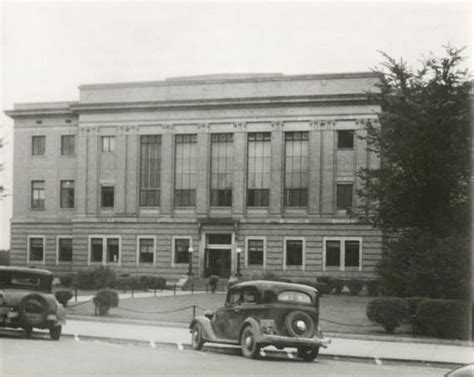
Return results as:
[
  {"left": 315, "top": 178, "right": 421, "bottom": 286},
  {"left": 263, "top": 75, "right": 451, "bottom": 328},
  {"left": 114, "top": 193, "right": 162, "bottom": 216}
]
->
[{"left": 59, "top": 332, "right": 462, "bottom": 369}]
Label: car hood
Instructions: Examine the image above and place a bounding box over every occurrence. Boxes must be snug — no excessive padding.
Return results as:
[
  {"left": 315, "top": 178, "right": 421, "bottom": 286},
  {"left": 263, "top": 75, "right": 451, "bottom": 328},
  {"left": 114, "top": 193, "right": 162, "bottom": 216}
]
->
[{"left": 0, "top": 289, "right": 58, "bottom": 309}]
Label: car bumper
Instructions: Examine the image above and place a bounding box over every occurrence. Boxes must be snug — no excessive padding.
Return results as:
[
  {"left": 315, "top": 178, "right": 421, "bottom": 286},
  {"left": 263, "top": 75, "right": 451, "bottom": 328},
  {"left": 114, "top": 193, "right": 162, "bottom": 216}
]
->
[{"left": 259, "top": 334, "right": 331, "bottom": 348}]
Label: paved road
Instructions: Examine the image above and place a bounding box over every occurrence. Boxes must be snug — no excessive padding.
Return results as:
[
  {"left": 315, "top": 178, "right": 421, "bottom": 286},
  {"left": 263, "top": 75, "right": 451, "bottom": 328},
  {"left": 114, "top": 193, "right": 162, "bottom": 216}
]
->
[{"left": 0, "top": 331, "right": 451, "bottom": 377}]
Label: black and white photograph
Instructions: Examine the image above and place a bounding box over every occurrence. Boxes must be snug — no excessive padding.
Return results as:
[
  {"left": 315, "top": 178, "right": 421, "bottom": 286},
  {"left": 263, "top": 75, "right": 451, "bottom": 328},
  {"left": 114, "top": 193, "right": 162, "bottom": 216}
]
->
[{"left": 0, "top": 1, "right": 472, "bottom": 376}]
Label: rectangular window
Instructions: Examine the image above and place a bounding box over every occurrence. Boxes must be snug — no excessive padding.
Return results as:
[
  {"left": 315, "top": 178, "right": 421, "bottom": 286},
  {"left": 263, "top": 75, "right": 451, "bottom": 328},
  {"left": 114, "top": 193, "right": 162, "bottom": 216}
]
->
[
  {"left": 247, "top": 132, "right": 271, "bottom": 207},
  {"left": 210, "top": 133, "right": 233, "bottom": 207},
  {"left": 324, "top": 238, "right": 362, "bottom": 270},
  {"left": 336, "top": 183, "right": 353, "bottom": 210},
  {"left": 90, "top": 238, "right": 103, "bottom": 262},
  {"left": 29, "top": 237, "right": 44, "bottom": 262},
  {"left": 285, "top": 239, "right": 303, "bottom": 267},
  {"left": 61, "top": 135, "right": 75, "bottom": 156},
  {"left": 60, "top": 180, "right": 74, "bottom": 208},
  {"left": 247, "top": 239, "right": 264, "bottom": 266},
  {"left": 174, "top": 134, "right": 197, "bottom": 207},
  {"left": 284, "top": 132, "right": 309, "bottom": 207},
  {"left": 106, "top": 238, "right": 120, "bottom": 263},
  {"left": 325, "top": 240, "right": 341, "bottom": 267},
  {"left": 32, "top": 136, "right": 45, "bottom": 156},
  {"left": 174, "top": 238, "right": 190, "bottom": 264},
  {"left": 101, "top": 136, "right": 116, "bottom": 153},
  {"left": 138, "top": 238, "right": 154, "bottom": 264},
  {"left": 31, "top": 181, "right": 45, "bottom": 209},
  {"left": 101, "top": 186, "right": 114, "bottom": 208},
  {"left": 140, "top": 135, "right": 161, "bottom": 207},
  {"left": 58, "top": 238, "right": 73, "bottom": 262},
  {"left": 337, "top": 130, "right": 354, "bottom": 149}
]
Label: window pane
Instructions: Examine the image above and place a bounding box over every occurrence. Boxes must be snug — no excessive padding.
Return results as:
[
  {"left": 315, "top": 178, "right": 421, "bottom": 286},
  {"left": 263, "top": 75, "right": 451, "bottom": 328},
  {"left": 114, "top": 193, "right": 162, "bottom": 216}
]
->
[
  {"left": 91, "top": 238, "right": 103, "bottom": 262},
  {"left": 29, "top": 238, "right": 44, "bottom": 261},
  {"left": 101, "top": 136, "right": 116, "bottom": 153},
  {"left": 286, "top": 240, "right": 303, "bottom": 266},
  {"left": 31, "top": 181, "right": 45, "bottom": 209},
  {"left": 139, "top": 238, "right": 154, "bottom": 264},
  {"left": 174, "top": 239, "right": 190, "bottom": 264},
  {"left": 210, "top": 134, "right": 233, "bottom": 207},
  {"left": 140, "top": 135, "right": 161, "bottom": 207},
  {"left": 207, "top": 234, "right": 232, "bottom": 245},
  {"left": 345, "top": 241, "right": 360, "bottom": 267},
  {"left": 326, "top": 240, "right": 341, "bottom": 267},
  {"left": 247, "top": 133, "right": 271, "bottom": 207},
  {"left": 107, "top": 238, "right": 119, "bottom": 262},
  {"left": 175, "top": 135, "right": 197, "bottom": 207},
  {"left": 32, "top": 136, "right": 45, "bottom": 156},
  {"left": 60, "top": 180, "right": 74, "bottom": 208},
  {"left": 247, "top": 189, "right": 269, "bottom": 207},
  {"left": 337, "top": 130, "right": 354, "bottom": 149},
  {"left": 247, "top": 239, "right": 264, "bottom": 266},
  {"left": 336, "top": 184, "right": 353, "bottom": 210},
  {"left": 61, "top": 135, "right": 75, "bottom": 155},
  {"left": 284, "top": 132, "right": 309, "bottom": 207},
  {"left": 101, "top": 186, "right": 114, "bottom": 208},
  {"left": 58, "top": 238, "right": 73, "bottom": 262}
]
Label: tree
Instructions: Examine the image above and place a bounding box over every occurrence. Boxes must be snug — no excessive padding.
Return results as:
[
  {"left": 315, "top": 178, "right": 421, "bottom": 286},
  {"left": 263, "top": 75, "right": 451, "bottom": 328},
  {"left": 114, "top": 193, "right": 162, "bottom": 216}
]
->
[{"left": 356, "top": 47, "right": 471, "bottom": 299}]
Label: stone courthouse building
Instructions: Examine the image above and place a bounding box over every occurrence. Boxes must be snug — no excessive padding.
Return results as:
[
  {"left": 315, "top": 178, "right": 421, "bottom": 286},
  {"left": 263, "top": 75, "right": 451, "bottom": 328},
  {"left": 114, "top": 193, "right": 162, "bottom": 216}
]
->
[{"left": 6, "top": 72, "right": 382, "bottom": 281}]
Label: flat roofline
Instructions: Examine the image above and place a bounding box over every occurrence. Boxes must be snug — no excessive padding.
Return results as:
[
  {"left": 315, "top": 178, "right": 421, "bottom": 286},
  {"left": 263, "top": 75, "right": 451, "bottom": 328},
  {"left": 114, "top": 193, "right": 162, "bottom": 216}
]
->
[{"left": 79, "top": 71, "right": 381, "bottom": 90}]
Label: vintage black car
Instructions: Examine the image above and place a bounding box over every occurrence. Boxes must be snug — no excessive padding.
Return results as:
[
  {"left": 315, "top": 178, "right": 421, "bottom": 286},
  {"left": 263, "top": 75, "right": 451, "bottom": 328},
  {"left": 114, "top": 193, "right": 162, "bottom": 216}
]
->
[
  {"left": 189, "top": 280, "right": 330, "bottom": 361},
  {"left": 0, "top": 266, "right": 66, "bottom": 340}
]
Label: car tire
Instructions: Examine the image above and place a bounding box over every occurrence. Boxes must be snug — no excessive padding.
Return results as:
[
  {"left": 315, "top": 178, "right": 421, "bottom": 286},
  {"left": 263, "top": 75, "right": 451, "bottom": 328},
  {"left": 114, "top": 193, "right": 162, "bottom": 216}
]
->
[
  {"left": 297, "top": 347, "right": 319, "bottom": 362},
  {"left": 240, "top": 326, "right": 260, "bottom": 359},
  {"left": 50, "top": 325, "right": 62, "bottom": 341},
  {"left": 191, "top": 323, "right": 205, "bottom": 351},
  {"left": 23, "top": 326, "right": 33, "bottom": 339},
  {"left": 19, "top": 293, "right": 48, "bottom": 327},
  {"left": 284, "top": 311, "right": 315, "bottom": 338}
]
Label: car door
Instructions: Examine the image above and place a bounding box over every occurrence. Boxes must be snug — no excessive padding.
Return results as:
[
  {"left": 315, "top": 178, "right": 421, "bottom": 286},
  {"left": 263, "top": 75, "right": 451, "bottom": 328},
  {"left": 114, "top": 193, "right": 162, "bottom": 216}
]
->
[{"left": 212, "top": 287, "right": 242, "bottom": 340}]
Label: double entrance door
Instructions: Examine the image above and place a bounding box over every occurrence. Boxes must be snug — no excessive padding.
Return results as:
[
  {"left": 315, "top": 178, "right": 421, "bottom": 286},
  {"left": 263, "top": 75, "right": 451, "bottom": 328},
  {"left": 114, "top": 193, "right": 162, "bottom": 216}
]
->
[{"left": 204, "top": 233, "right": 232, "bottom": 278}]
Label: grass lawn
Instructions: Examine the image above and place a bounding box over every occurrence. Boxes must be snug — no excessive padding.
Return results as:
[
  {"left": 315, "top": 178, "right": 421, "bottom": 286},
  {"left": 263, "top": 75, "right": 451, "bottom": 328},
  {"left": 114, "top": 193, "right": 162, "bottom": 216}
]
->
[{"left": 66, "top": 292, "right": 412, "bottom": 337}]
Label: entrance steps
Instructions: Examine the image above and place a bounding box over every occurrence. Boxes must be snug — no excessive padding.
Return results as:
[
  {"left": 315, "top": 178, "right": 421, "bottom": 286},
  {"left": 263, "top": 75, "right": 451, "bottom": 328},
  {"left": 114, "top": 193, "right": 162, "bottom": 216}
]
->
[{"left": 183, "top": 277, "right": 229, "bottom": 292}]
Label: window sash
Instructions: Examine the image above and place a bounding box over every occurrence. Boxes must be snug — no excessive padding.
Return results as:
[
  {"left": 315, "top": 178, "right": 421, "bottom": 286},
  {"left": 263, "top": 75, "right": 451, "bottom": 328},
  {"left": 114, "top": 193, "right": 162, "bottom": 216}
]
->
[
  {"left": 175, "top": 135, "right": 197, "bottom": 207},
  {"left": 31, "top": 181, "right": 45, "bottom": 209},
  {"left": 60, "top": 180, "right": 74, "bottom": 208},
  {"left": 61, "top": 135, "right": 75, "bottom": 155},
  {"left": 345, "top": 240, "right": 360, "bottom": 267},
  {"left": 101, "top": 186, "right": 114, "bottom": 208},
  {"left": 337, "top": 130, "right": 354, "bottom": 149},
  {"left": 91, "top": 238, "right": 103, "bottom": 262},
  {"left": 58, "top": 238, "right": 73, "bottom": 262},
  {"left": 174, "top": 239, "right": 190, "bottom": 264},
  {"left": 107, "top": 238, "right": 119, "bottom": 263},
  {"left": 326, "top": 240, "right": 341, "bottom": 267},
  {"left": 139, "top": 238, "right": 154, "bottom": 264},
  {"left": 29, "top": 238, "right": 44, "bottom": 261},
  {"left": 286, "top": 240, "right": 303, "bottom": 266},
  {"left": 101, "top": 136, "right": 116, "bottom": 153},
  {"left": 247, "top": 189, "right": 269, "bottom": 207},
  {"left": 336, "top": 184, "right": 353, "bottom": 210},
  {"left": 32, "top": 136, "right": 45, "bottom": 156},
  {"left": 247, "top": 239, "right": 264, "bottom": 266},
  {"left": 247, "top": 133, "right": 271, "bottom": 202},
  {"left": 210, "top": 134, "right": 233, "bottom": 207},
  {"left": 140, "top": 135, "right": 161, "bottom": 207}
]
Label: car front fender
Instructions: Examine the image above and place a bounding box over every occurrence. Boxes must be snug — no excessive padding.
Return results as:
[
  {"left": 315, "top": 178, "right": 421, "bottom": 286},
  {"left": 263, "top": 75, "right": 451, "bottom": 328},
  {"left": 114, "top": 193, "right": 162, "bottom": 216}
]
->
[
  {"left": 239, "top": 316, "right": 262, "bottom": 343},
  {"left": 190, "top": 316, "right": 218, "bottom": 342}
]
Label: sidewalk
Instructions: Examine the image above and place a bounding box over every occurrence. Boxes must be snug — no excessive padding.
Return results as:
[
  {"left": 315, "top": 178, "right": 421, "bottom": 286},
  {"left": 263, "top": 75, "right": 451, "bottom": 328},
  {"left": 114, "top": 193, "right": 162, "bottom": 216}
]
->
[
  {"left": 62, "top": 319, "right": 473, "bottom": 365},
  {"left": 71, "top": 290, "right": 204, "bottom": 303}
]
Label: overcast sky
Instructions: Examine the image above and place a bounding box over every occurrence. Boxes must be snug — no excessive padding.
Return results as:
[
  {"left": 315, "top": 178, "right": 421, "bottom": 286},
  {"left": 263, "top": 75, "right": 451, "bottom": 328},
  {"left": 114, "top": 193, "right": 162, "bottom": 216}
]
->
[{"left": 0, "top": 1, "right": 472, "bottom": 249}]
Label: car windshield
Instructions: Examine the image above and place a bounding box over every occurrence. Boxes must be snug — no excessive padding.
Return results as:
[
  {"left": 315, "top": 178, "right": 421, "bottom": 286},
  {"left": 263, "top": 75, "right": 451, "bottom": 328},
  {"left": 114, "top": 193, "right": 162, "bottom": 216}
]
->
[
  {"left": 0, "top": 271, "right": 51, "bottom": 292},
  {"left": 277, "top": 290, "right": 312, "bottom": 304}
]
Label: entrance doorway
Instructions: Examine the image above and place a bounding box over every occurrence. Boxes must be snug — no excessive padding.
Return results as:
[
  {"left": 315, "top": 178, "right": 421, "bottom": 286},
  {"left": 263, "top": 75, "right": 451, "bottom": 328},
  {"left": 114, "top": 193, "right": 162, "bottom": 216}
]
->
[{"left": 204, "top": 233, "right": 232, "bottom": 278}]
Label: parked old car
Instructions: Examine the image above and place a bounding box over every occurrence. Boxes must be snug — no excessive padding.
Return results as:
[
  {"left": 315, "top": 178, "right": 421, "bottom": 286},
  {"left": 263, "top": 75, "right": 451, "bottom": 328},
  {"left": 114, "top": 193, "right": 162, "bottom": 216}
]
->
[
  {"left": 0, "top": 266, "right": 66, "bottom": 340},
  {"left": 189, "top": 280, "right": 330, "bottom": 361}
]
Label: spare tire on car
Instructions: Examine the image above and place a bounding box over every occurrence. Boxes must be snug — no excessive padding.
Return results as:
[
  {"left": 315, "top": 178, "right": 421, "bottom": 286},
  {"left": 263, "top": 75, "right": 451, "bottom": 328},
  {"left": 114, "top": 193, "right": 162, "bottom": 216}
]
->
[
  {"left": 19, "top": 293, "right": 48, "bottom": 327},
  {"left": 284, "top": 310, "right": 315, "bottom": 338}
]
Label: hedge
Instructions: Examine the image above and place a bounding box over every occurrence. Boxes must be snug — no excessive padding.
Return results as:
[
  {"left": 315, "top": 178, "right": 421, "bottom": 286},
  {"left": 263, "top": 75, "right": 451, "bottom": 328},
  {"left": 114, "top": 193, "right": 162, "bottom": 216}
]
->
[
  {"left": 93, "top": 289, "right": 119, "bottom": 316},
  {"left": 55, "top": 290, "right": 73, "bottom": 307},
  {"left": 367, "top": 297, "right": 408, "bottom": 334},
  {"left": 59, "top": 274, "right": 75, "bottom": 288},
  {"left": 415, "top": 299, "right": 470, "bottom": 340},
  {"left": 366, "top": 280, "right": 380, "bottom": 297},
  {"left": 347, "top": 279, "right": 364, "bottom": 296}
]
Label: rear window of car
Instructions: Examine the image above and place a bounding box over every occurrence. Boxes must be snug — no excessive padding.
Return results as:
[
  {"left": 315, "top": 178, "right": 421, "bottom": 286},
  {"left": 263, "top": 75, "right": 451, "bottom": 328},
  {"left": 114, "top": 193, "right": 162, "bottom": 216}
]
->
[
  {"left": 0, "top": 272, "right": 51, "bottom": 292},
  {"left": 277, "top": 290, "right": 312, "bottom": 304}
]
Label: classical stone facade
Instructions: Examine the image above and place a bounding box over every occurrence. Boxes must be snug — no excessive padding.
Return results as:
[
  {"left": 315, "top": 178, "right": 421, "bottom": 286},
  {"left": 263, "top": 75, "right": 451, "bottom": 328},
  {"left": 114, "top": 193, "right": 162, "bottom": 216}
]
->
[{"left": 6, "top": 72, "right": 382, "bottom": 281}]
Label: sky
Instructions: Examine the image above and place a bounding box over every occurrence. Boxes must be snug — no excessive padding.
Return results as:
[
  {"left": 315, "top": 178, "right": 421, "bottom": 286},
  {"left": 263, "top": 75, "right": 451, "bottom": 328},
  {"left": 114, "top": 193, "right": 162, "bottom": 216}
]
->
[{"left": 0, "top": 1, "right": 472, "bottom": 249}]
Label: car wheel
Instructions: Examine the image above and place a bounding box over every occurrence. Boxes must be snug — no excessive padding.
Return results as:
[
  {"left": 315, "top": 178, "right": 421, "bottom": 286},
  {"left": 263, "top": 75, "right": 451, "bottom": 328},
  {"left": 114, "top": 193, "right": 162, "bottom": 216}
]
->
[
  {"left": 50, "top": 325, "right": 62, "bottom": 341},
  {"left": 284, "top": 311, "right": 315, "bottom": 338},
  {"left": 191, "top": 323, "right": 205, "bottom": 351},
  {"left": 240, "top": 326, "right": 260, "bottom": 359},
  {"left": 23, "top": 326, "right": 33, "bottom": 339},
  {"left": 297, "top": 347, "right": 319, "bottom": 362},
  {"left": 19, "top": 293, "right": 48, "bottom": 327}
]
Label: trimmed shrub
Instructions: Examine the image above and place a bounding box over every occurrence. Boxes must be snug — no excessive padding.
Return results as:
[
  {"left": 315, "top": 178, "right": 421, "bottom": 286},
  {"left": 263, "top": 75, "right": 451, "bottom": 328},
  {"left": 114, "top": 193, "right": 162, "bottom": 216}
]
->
[
  {"left": 74, "top": 270, "right": 95, "bottom": 290},
  {"left": 93, "top": 289, "right": 119, "bottom": 316},
  {"left": 55, "top": 290, "right": 73, "bottom": 307},
  {"left": 405, "top": 297, "right": 425, "bottom": 317},
  {"left": 58, "top": 274, "right": 75, "bottom": 288},
  {"left": 114, "top": 277, "right": 131, "bottom": 292},
  {"left": 128, "top": 276, "right": 141, "bottom": 290},
  {"left": 92, "top": 266, "right": 116, "bottom": 289},
  {"left": 367, "top": 280, "right": 380, "bottom": 297},
  {"left": 330, "top": 279, "right": 345, "bottom": 295},
  {"left": 316, "top": 276, "right": 332, "bottom": 285},
  {"left": 208, "top": 275, "right": 220, "bottom": 293},
  {"left": 367, "top": 297, "right": 408, "bottom": 334},
  {"left": 416, "top": 299, "right": 470, "bottom": 340},
  {"left": 347, "top": 279, "right": 364, "bottom": 296},
  {"left": 147, "top": 276, "right": 167, "bottom": 290}
]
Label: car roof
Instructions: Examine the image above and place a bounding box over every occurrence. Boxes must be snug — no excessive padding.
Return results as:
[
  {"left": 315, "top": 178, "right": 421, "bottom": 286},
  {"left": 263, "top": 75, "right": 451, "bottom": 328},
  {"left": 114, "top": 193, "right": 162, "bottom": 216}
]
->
[
  {"left": 230, "top": 280, "right": 318, "bottom": 295},
  {"left": 0, "top": 266, "right": 53, "bottom": 276}
]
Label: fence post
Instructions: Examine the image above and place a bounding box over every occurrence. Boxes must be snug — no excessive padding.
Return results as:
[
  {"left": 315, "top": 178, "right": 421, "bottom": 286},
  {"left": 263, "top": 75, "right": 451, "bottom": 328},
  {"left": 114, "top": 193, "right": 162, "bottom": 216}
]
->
[
  {"left": 174, "top": 284, "right": 176, "bottom": 295},
  {"left": 192, "top": 305, "right": 196, "bottom": 319},
  {"left": 206, "top": 283, "right": 208, "bottom": 293},
  {"left": 191, "top": 282, "right": 194, "bottom": 294},
  {"left": 75, "top": 287, "right": 78, "bottom": 303},
  {"left": 132, "top": 288, "right": 134, "bottom": 298},
  {"left": 154, "top": 288, "right": 156, "bottom": 297}
]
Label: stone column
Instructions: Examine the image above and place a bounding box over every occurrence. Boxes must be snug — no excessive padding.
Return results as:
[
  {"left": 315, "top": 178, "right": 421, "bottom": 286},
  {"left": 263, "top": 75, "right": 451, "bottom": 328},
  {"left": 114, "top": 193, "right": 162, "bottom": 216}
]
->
[
  {"left": 160, "top": 126, "right": 173, "bottom": 216},
  {"left": 86, "top": 129, "right": 99, "bottom": 215},
  {"left": 320, "top": 121, "right": 336, "bottom": 214},
  {"left": 196, "top": 124, "right": 210, "bottom": 217},
  {"left": 125, "top": 126, "right": 138, "bottom": 214},
  {"left": 308, "top": 121, "right": 322, "bottom": 215},
  {"left": 232, "top": 122, "right": 246, "bottom": 217},
  {"left": 269, "top": 121, "right": 283, "bottom": 216},
  {"left": 75, "top": 128, "right": 88, "bottom": 215},
  {"left": 115, "top": 127, "right": 127, "bottom": 214}
]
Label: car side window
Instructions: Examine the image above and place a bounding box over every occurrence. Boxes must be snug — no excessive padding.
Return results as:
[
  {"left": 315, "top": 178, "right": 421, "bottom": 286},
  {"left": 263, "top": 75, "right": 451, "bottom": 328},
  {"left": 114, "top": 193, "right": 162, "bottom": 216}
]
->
[
  {"left": 242, "top": 287, "right": 258, "bottom": 304},
  {"left": 226, "top": 288, "right": 241, "bottom": 305}
]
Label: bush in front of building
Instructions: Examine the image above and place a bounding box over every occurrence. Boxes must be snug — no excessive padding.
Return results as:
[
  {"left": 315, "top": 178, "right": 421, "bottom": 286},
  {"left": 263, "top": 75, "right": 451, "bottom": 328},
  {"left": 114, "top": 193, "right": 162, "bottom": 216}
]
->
[
  {"left": 54, "top": 290, "right": 73, "bottom": 307},
  {"left": 146, "top": 276, "right": 167, "bottom": 290},
  {"left": 366, "top": 280, "right": 380, "bottom": 296},
  {"left": 92, "top": 266, "right": 117, "bottom": 289},
  {"left": 59, "top": 274, "right": 75, "bottom": 288},
  {"left": 367, "top": 297, "right": 408, "bottom": 334},
  {"left": 252, "top": 271, "right": 292, "bottom": 283},
  {"left": 294, "top": 280, "right": 330, "bottom": 296},
  {"left": 208, "top": 275, "right": 220, "bottom": 293},
  {"left": 74, "top": 270, "right": 95, "bottom": 290},
  {"left": 347, "top": 279, "right": 364, "bottom": 296},
  {"left": 114, "top": 277, "right": 131, "bottom": 292},
  {"left": 330, "top": 279, "right": 345, "bottom": 295},
  {"left": 93, "top": 289, "right": 119, "bottom": 316},
  {"left": 415, "top": 299, "right": 470, "bottom": 340}
]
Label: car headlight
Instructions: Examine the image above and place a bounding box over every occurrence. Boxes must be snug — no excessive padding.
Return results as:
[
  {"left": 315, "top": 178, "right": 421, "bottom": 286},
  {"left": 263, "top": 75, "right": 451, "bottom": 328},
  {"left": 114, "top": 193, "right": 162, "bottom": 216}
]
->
[{"left": 296, "top": 320, "right": 306, "bottom": 332}]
